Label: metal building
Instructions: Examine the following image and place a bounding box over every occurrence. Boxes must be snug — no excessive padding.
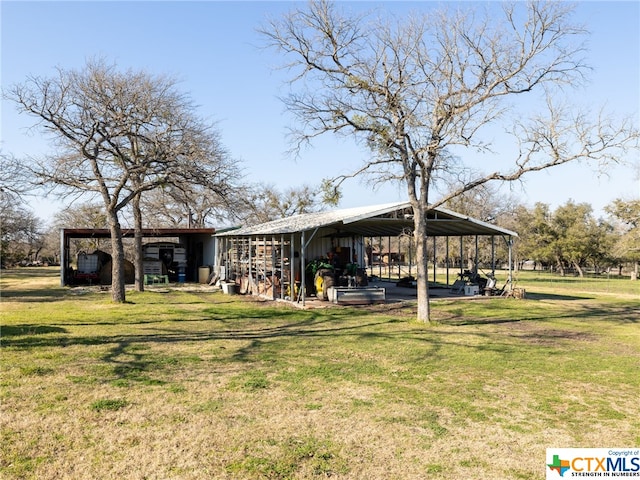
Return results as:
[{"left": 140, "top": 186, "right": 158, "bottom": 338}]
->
[{"left": 214, "top": 202, "right": 518, "bottom": 305}]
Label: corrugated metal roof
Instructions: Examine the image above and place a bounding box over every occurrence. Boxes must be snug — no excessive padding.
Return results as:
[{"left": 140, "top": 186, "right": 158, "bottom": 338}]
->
[{"left": 216, "top": 202, "right": 518, "bottom": 238}]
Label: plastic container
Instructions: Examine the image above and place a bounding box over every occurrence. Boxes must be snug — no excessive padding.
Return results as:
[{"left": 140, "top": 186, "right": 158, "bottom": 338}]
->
[
  {"left": 222, "top": 282, "right": 236, "bottom": 294},
  {"left": 198, "top": 266, "right": 210, "bottom": 284}
]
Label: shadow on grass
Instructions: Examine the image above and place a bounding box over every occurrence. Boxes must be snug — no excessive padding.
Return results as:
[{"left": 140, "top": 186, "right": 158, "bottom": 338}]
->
[
  {"left": 6, "top": 299, "right": 636, "bottom": 386},
  {"left": 523, "top": 292, "right": 593, "bottom": 301},
  {"left": 47, "top": 315, "right": 410, "bottom": 381},
  {"left": 1, "top": 324, "right": 68, "bottom": 336},
  {"left": 0, "top": 289, "right": 70, "bottom": 301},
  {"left": 444, "top": 301, "right": 639, "bottom": 326},
  {"left": 3, "top": 284, "right": 637, "bottom": 385},
  {"left": 3, "top": 286, "right": 217, "bottom": 304},
  {"left": 0, "top": 309, "right": 389, "bottom": 349}
]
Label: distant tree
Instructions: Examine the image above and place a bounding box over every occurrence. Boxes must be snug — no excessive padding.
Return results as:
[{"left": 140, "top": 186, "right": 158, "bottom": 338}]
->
[
  {"left": 605, "top": 198, "right": 640, "bottom": 279},
  {"left": 262, "top": 0, "right": 639, "bottom": 321},
  {"left": 235, "top": 183, "right": 328, "bottom": 225},
  {"left": 53, "top": 203, "right": 109, "bottom": 253},
  {"left": 514, "top": 201, "right": 615, "bottom": 276},
  {"left": 0, "top": 202, "right": 43, "bottom": 266},
  {"left": 587, "top": 219, "right": 617, "bottom": 274},
  {"left": 513, "top": 203, "right": 556, "bottom": 271},
  {"left": 444, "top": 184, "right": 521, "bottom": 272},
  {"left": 38, "top": 227, "right": 62, "bottom": 265},
  {"left": 0, "top": 151, "right": 42, "bottom": 266},
  {"left": 6, "top": 59, "right": 239, "bottom": 300},
  {"left": 553, "top": 201, "right": 614, "bottom": 276},
  {"left": 140, "top": 181, "right": 236, "bottom": 229},
  {"left": 54, "top": 203, "right": 108, "bottom": 229},
  {"left": 140, "top": 188, "right": 201, "bottom": 228}
]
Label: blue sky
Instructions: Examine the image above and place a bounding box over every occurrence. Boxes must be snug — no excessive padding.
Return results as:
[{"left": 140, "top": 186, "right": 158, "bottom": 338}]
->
[{"left": 1, "top": 1, "right": 639, "bottom": 224}]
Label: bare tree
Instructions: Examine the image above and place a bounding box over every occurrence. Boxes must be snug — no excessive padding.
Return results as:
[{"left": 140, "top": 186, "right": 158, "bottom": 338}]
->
[
  {"left": 0, "top": 202, "right": 43, "bottom": 266},
  {"left": 53, "top": 203, "right": 109, "bottom": 253},
  {"left": 262, "top": 0, "right": 639, "bottom": 322},
  {"left": 124, "top": 107, "right": 240, "bottom": 291},
  {"left": 0, "top": 151, "right": 41, "bottom": 266},
  {"left": 5, "top": 59, "right": 239, "bottom": 301},
  {"left": 141, "top": 187, "right": 215, "bottom": 228},
  {"left": 233, "top": 183, "right": 329, "bottom": 225},
  {"left": 140, "top": 180, "right": 237, "bottom": 229}
]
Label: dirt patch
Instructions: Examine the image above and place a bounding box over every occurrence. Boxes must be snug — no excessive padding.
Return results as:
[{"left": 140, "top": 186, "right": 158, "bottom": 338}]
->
[
  {"left": 497, "top": 321, "right": 597, "bottom": 345},
  {"left": 349, "top": 301, "right": 417, "bottom": 317}
]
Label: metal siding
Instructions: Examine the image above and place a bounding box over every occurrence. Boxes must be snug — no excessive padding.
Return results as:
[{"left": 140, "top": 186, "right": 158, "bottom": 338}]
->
[{"left": 306, "top": 236, "right": 330, "bottom": 260}]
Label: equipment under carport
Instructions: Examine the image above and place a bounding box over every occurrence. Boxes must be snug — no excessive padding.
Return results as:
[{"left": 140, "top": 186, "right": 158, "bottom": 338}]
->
[
  {"left": 450, "top": 269, "right": 488, "bottom": 296},
  {"left": 326, "top": 286, "right": 386, "bottom": 305},
  {"left": 310, "top": 259, "right": 370, "bottom": 301},
  {"left": 75, "top": 252, "right": 100, "bottom": 283},
  {"left": 144, "top": 274, "right": 169, "bottom": 285},
  {"left": 143, "top": 242, "right": 186, "bottom": 282}
]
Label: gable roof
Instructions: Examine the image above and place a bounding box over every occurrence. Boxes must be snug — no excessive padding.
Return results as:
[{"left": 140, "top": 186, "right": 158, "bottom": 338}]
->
[{"left": 217, "top": 202, "right": 518, "bottom": 238}]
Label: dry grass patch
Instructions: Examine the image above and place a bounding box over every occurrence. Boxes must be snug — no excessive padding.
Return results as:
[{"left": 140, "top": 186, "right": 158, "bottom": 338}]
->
[{"left": 1, "top": 267, "right": 639, "bottom": 479}]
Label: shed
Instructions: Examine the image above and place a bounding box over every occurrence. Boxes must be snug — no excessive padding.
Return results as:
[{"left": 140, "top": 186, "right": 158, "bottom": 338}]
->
[
  {"left": 60, "top": 228, "right": 216, "bottom": 286},
  {"left": 214, "top": 202, "right": 518, "bottom": 305}
]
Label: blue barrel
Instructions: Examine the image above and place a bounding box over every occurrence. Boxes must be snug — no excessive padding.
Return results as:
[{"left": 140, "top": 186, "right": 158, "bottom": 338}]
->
[{"left": 178, "top": 266, "right": 186, "bottom": 283}]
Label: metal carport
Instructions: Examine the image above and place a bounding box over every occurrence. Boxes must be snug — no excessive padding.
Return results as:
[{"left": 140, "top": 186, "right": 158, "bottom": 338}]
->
[{"left": 214, "top": 202, "right": 518, "bottom": 306}]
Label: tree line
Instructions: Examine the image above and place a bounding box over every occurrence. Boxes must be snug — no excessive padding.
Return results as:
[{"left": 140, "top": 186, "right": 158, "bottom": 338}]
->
[
  {"left": 3, "top": 182, "right": 638, "bottom": 281},
  {"left": 426, "top": 188, "right": 639, "bottom": 280},
  {"left": 512, "top": 199, "right": 639, "bottom": 278}
]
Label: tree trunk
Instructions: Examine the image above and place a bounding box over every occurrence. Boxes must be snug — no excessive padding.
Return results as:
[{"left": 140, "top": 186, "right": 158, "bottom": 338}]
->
[
  {"left": 107, "top": 209, "right": 126, "bottom": 303},
  {"left": 413, "top": 207, "right": 430, "bottom": 323},
  {"left": 556, "top": 256, "right": 565, "bottom": 276},
  {"left": 573, "top": 261, "right": 584, "bottom": 277},
  {"left": 133, "top": 193, "right": 144, "bottom": 292}
]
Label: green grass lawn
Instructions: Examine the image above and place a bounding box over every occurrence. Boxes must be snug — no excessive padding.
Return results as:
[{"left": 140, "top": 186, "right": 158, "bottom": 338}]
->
[{"left": 1, "top": 267, "right": 638, "bottom": 479}]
